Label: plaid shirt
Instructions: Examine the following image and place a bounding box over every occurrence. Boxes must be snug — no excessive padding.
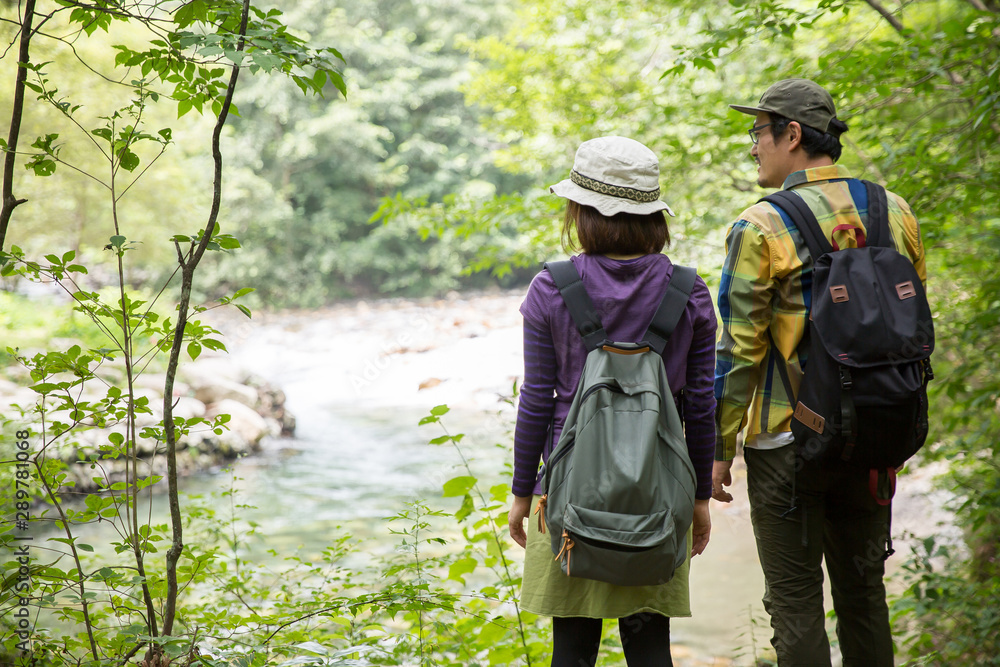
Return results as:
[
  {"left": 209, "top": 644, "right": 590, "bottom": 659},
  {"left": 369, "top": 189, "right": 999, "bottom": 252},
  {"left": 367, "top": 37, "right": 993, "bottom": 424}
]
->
[{"left": 714, "top": 165, "right": 927, "bottom": 460}]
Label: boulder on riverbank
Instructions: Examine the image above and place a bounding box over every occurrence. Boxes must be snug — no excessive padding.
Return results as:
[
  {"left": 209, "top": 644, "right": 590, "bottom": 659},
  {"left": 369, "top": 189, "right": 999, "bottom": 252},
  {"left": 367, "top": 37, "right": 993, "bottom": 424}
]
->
[{"left": 2, "top": 358, "right": 295, "bottom": 495}]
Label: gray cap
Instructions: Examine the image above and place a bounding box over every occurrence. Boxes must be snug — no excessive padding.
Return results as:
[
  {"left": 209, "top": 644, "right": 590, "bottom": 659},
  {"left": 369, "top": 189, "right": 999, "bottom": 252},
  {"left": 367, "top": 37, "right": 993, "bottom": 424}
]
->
[{"left": 730, "top": 78, "right": 837, "bottom": 133}]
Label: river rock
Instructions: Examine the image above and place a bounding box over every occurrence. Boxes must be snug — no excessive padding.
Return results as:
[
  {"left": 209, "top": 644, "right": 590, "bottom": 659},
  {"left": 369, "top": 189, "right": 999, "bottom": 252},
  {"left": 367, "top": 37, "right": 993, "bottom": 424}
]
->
[
  {"left": 246, "top": 375, "right": 296, "bottom": 436},
  {"left": 172, "top": 396, "right": 207, "bottom": 421},
  {"left": 206, "top": 399, "right": 268, "bottom": 451},
  {"left": 192, "top": 378, "right": 259, "bottom": 409},
  {"left": 19, "top": 357, "right": 295, "bottom": 497}
]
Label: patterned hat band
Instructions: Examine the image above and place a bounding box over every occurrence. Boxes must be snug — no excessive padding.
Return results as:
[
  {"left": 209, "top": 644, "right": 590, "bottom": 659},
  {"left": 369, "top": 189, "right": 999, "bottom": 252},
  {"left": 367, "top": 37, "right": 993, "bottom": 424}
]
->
[{"left": 570, "top": 170, "right": 661, "bottom": 204}]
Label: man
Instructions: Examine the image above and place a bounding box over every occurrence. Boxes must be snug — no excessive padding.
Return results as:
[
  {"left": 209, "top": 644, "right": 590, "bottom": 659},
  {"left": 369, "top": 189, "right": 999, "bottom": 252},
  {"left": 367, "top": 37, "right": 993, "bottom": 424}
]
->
[{"left": 712, "top": 79, "right": 926, "bottom": 666}]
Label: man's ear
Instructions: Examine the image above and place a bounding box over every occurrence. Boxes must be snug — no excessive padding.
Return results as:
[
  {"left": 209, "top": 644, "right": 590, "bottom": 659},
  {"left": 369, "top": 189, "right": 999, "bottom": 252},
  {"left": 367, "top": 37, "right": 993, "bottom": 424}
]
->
[{"left": 786, "top": 121, "right": 803, "bottom": 150}]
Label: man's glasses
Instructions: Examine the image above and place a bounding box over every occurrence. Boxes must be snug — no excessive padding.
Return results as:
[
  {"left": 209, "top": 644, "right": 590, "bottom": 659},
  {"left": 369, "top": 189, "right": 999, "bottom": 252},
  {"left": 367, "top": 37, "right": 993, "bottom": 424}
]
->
[{"left": 748, "top": 122, "right": 774, "bottom": 145}]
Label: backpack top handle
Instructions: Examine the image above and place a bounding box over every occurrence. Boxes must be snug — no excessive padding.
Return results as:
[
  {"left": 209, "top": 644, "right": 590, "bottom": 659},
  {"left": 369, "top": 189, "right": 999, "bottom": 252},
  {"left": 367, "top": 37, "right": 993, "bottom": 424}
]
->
[
  {"left": 544, "top": 260, "right": 696, "bottom": 355},
  {"left": 762, "top": 180, "right": 893, "bottom": 258}
]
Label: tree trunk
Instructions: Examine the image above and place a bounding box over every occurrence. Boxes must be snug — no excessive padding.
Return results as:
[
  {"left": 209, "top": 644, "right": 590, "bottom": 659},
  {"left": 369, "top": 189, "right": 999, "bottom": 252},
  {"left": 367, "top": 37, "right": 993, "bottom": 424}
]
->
[
  {"left": 0, "top": 0, "right": 37, "bottom": 250},
  {"left": 160, "top": 0, "right": 251, "bottom": 639}
]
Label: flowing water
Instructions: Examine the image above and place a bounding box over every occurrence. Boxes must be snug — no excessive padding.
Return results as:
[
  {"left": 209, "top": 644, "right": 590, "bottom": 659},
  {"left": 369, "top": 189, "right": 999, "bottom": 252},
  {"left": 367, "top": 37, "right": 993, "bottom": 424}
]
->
[
  {"left": 47, "top": 289, "right": 956, "bottom": 665},
  {"left": 203, "top": 291, "right": 767, "bottom": 665}
]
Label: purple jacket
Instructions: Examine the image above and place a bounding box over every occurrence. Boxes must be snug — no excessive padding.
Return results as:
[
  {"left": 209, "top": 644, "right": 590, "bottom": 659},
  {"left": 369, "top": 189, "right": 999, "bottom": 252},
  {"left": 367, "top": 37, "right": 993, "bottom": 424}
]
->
[{"left": 512, "top": 253, "right": 717, "bottom": 500}]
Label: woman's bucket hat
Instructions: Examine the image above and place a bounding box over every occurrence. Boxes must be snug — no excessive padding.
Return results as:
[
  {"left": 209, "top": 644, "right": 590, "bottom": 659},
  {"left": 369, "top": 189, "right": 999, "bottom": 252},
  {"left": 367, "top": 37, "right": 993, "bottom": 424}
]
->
[{"left": 549, "top": 136, "right": 675, "bottom": 217}]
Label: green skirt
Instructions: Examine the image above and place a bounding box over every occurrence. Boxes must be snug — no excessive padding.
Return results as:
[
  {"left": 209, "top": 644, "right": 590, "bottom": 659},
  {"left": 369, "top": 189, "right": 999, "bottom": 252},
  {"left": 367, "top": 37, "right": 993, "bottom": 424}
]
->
[{"left": 519, "top": 508, "right": 691, "bottom": 618}]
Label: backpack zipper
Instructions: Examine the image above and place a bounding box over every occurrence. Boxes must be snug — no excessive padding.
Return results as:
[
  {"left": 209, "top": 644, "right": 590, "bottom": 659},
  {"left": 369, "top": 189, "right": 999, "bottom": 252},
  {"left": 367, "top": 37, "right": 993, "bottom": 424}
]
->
[
  {"left": 866, "top": 250, "right": 893, "bottom": 340},
  {"left": 569, "top": 531, "right": 655, "bottom": 553},
  {"left": 546, "top": 383, "right": 624, "bottom": 474},
  {"left": 580, "top": 382, "right": 624, "bottom": 403}
]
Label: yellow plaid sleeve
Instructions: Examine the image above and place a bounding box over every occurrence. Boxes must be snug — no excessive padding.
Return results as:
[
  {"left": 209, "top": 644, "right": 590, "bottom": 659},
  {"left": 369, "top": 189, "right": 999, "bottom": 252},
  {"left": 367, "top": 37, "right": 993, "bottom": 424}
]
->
[{"left": 714, "top": 218, "right": 775, "bottom": 460}]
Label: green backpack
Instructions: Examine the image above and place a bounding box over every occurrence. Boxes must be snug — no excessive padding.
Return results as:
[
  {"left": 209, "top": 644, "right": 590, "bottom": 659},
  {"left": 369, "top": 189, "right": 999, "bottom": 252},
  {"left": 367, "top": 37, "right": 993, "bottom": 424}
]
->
[{"left": 538, "top": 261, "right": 697, "bottom": 586}]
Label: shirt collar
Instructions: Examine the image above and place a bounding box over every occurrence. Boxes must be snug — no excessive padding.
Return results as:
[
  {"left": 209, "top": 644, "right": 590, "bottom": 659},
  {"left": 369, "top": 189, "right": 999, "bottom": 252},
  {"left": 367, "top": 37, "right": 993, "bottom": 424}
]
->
[{"left": 782, "top": 164, "right": 854, "bottom": 190}]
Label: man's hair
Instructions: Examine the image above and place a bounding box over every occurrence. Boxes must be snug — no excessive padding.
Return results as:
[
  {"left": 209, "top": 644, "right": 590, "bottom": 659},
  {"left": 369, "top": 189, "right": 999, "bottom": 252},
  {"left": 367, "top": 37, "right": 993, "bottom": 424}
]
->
[
  {"left": 562, "top": 201, "right": 670, "bottom": 255},
  {"left": 770, "top": 113, "right": 849, "bottom": 162}
]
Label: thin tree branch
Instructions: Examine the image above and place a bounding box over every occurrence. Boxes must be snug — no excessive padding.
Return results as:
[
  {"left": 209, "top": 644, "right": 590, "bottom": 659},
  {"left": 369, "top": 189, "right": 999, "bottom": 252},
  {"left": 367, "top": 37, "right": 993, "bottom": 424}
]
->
[
  {"left": 161, "top": 0, "right": 251, "bottom": 639},
  {"left": 0, "top": 0, "right": 37, "bottom": 250},
  {"left": 863, "top": 0, "right": 905, "bottom": 33},
  {"left": 43, "top": 0, "right": 173, "bottom": 24}
]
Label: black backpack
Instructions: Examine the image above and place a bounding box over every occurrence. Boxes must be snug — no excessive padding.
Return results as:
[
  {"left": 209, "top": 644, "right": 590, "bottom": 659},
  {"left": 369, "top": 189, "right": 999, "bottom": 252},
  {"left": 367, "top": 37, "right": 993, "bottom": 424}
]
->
[
  {"left": 760, "top": 181, "right": 934, "bottom": 479},
  {"left": 537, "top": 261, "right": 697, "bottom": 586}
]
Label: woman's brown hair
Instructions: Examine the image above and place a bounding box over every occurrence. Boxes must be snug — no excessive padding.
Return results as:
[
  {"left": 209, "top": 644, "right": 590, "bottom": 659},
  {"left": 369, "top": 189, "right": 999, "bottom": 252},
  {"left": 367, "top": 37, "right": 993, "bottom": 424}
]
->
[{"left": 562, "top": 201, "right": 670, "bottom": 255}]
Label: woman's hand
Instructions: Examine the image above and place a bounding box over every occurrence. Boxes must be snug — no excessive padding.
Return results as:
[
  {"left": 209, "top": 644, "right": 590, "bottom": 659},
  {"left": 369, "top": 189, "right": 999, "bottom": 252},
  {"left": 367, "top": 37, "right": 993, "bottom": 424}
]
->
[
  {"left": 691, "top": 499, "right": 711, "bottom": 557},
  {"left": 508, "top": 495, "right": 533, "bottom": 548}
]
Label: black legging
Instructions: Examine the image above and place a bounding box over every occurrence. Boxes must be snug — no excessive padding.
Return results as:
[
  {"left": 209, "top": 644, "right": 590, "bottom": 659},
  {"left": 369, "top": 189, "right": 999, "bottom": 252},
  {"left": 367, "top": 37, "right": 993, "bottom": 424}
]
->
[{"left": 551, "top": 613, "right": 673, "bottom": 667}]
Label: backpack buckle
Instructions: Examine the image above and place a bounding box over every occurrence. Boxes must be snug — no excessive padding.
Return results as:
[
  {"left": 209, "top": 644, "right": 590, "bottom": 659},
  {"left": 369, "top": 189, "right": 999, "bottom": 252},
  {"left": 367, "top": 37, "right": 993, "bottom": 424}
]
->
[{"left": 839, "top": 367, "right": 853, "bottom": 390}]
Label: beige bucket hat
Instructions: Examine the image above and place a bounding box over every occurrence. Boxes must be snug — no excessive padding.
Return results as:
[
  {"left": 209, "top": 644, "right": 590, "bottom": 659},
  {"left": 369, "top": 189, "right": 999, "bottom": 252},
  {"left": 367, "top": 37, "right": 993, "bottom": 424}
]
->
[{"left": 549, "top": 136, "right": 675, "bottom": 217}]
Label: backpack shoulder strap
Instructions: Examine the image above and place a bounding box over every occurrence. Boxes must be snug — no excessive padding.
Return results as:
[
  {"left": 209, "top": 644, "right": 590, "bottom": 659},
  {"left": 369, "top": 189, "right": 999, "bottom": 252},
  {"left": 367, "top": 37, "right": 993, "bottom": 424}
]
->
[
  {"left": 643, "top": 265, "right": 697, "bottom": 356},
  {"left": 861, "top": 179, "right": 892, "bottom": 249},
  {"left": 759, "top": 190, "right": 833, "bottom": 258},
  {"left": 544, "top": 260, "right": 607, "bottom": 351}
]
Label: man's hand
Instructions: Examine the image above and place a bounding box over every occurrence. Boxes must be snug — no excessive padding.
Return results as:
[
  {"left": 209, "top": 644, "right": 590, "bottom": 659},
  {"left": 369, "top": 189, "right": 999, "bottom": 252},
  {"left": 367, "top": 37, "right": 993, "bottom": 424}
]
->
[
  {"left": 691, "top": 499, "right": 711, "bottom": 557},
  {"left": 712, "top": 459, "right": 734, "bottom": 503},
  {"left": 508, "top": 495, "right": 533, "bottom": 548}
]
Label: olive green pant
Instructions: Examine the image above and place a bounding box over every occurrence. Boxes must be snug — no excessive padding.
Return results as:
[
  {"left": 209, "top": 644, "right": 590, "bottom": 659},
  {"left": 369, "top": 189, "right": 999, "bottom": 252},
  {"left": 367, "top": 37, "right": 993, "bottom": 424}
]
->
[{"left": 745, "top": 445, "right": 894, "bottom": 667}]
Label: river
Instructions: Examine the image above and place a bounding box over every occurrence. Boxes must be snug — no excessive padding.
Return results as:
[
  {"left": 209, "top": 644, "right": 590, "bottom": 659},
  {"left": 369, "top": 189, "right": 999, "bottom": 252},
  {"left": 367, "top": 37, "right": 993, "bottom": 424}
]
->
[
  {"left": 195, "top": 290, "right": 760, "bottom": 666},
  {"left": 191, "top": 289, "right": 956, "bottom": 666}
]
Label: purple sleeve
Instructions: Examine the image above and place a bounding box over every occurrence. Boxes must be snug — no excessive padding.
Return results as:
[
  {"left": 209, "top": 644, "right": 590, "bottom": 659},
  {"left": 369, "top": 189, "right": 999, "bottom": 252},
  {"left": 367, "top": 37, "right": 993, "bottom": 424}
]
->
[
  {"left": 512, "top": 321, "right": 557, "bottom": 497},
  {"left": 683, "top": 277, "right": 718, "bottom": 500}
]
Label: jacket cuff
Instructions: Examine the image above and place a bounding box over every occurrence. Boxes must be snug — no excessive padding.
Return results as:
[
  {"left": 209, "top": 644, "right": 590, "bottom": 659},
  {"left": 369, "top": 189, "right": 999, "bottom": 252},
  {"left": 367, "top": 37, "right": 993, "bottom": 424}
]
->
[{"left": 715, "top": 434, "right": 738, "bottom": 461}]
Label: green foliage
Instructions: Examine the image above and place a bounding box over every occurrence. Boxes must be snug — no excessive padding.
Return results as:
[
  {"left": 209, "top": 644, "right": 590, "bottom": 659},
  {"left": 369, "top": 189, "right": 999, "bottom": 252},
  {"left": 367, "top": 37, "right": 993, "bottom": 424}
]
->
[
  {"left": 893, "top": 537, "right": 1000, "bottom": 665},
  {"left": 2, "top": 404, "right": 554, "bottom": 665},
  {"left": 204, "top": 0, "right": 536, "bottom": 305},
  {"left": 0, "top": 1, "right": 344, "bottom": 663}
]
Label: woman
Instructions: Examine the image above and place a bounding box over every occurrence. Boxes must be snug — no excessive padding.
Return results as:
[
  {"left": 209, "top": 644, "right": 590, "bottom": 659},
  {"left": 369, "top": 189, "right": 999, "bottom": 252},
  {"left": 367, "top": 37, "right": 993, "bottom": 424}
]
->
[{"left": 508, "top": 136, "right": 716, "bottom": 666}]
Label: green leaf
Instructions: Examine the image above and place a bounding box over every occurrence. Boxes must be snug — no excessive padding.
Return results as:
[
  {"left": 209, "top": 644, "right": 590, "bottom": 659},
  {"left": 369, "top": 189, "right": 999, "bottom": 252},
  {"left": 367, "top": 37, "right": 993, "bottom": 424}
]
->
[
  {"left": 118, "top": 149, "right": 140, "bottom": 172},
  {"left": 215, "top": 235, "right": 241, "bottom": 249},
  {"left": 110, "top": 235, "right": 126, "bottom": 248},
  {"left": 489, "top": 483, "right": 509, "bottom": 504},
  {"left": 442, "top": 476, "right": 476, "bottom": 498},
  {"left": 225, "top": 50, "right": 246, "bottom": 66},
  {"left": 430, "top": 405, "right": 450, "bottom": 416},
  {"left": 236, "top": 304, "right": 252, "bottom": 319},
  {"left": 455, "top": 493, "right": 475, "bottom": 521},
  {"left": 187, "top": 341, "right": 202, "bottom": 360},
  {"left": 29, "top": 158, "right": 56, "bottom": 176},
  {"left": 447, "top": 556, "right": 477, "bottom": 583},
  {"left": 201, "top": 338, "right": 227, "bottom": 352},
  {"left": 77, "top": 543, "right": 94, "bottom": 552}
]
